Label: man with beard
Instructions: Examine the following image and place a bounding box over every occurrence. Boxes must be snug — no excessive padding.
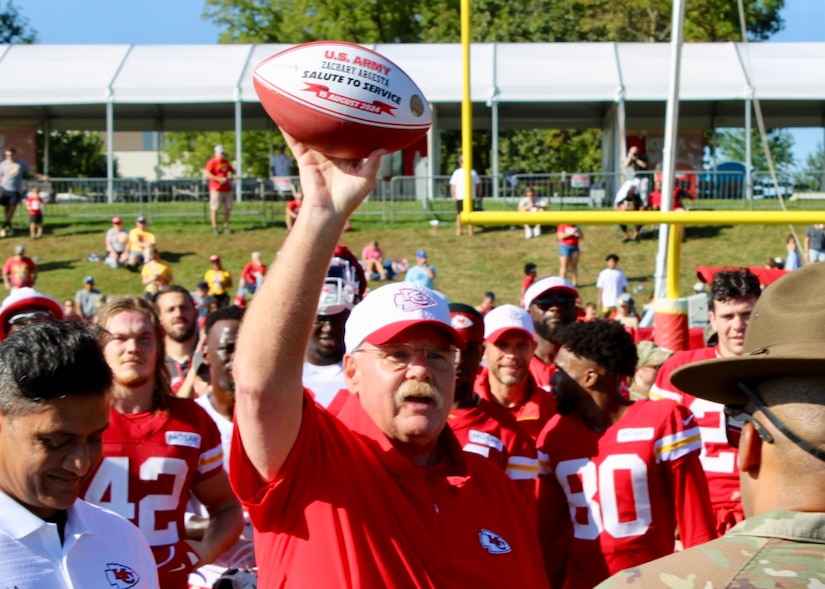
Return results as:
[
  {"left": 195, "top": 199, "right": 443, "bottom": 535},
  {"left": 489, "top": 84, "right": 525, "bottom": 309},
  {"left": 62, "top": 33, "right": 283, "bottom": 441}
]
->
[
  {"left": 447, "top": 303, "right": 538, "bottom": 508},
  {"left": 230, "top": 134, "right": 548, "bottom": 588},
  {"left": 81, "top": 296, "right": 243, "bottom": 589},
  {"left": 156, "top": 286, "right": 203, "bottom": 395},
  {"left": 537, "top": 320, "right": 715, "bottom": 589},
  {"left": 474, "top": 304, "right": 557, "bottom": 441},
  {"left": 523, "top": 276, "right": 580, "bottom": 391},
  {"left": 303, "top": 245, "right": 366, "bottom": 408},
  {"left": 650, "top": 268, "right": 761, "bottom": 533},
  {"left": 187, "top": 306, "right": 256, "bottom": 589}
]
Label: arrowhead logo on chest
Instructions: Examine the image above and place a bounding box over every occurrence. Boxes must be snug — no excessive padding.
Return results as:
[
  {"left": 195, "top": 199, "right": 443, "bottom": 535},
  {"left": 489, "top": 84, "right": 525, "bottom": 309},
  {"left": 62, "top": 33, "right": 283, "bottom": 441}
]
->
[{"left": 478, "top": 528, "right": 512, "bottom": 554}]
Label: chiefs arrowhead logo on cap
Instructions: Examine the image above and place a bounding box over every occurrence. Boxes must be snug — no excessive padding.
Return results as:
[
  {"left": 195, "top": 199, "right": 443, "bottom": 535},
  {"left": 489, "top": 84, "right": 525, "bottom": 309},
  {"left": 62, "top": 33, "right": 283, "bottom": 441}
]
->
[
  {"left": 451, "top": 314, "right": 476, "bottom": 330},
  {"left": 392, "top": 287, "right": 438, "bottom": 312}
]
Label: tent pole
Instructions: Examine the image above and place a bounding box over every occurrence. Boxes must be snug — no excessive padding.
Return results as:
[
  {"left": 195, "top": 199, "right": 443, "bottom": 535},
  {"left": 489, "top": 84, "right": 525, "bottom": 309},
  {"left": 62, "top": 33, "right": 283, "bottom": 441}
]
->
[
  {"left": 106, "top": 100, "right": 114, "bottom": 205},
  {"left": 235, "top": 97, "right": 242, "bottom": 203}
]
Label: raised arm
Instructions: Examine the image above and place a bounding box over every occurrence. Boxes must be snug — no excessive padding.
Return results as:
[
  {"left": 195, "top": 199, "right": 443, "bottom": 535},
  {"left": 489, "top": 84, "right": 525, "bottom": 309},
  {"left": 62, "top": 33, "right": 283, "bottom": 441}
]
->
[{"left": 233, "top": 133, "right": 384, "bottom": 481}]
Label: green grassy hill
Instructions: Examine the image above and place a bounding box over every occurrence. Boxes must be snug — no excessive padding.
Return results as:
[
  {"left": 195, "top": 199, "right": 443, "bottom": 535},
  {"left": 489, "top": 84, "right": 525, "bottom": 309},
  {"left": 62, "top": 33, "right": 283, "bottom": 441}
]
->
[{"left": 13, "top": 201, "right": 806, "bottom": 308}]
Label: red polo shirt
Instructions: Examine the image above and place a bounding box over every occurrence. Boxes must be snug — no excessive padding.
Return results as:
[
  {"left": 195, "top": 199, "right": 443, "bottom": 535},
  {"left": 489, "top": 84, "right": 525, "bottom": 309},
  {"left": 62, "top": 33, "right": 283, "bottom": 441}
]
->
[{"left": 230, "top": 391, "right": 549, "bottom": 588}]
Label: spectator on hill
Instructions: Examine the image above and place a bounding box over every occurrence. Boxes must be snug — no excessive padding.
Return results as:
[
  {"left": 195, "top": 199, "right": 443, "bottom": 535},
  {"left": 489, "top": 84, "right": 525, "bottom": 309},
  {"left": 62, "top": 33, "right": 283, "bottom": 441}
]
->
[
  {"left": 475, "top": 291, "right": 496, "bottom": 316},
  {"left": 2, "top": 245, "right": 36, "bottom": 291},
  {"left": 25, "top": 185, "right": 45, "bottom": 240},
  {"left": 556, "top": 224, "right": 582, "bottom": 287},
  {"left": 361, "top": 239, "right": 387, "bottom": 281},
  {"left": 285, "top": 191, "right": 303, "bottom": 231},
  {"left": 614, "top": 179, "right": 644, "bottom": 242},
  {"left": 75, "top": 275, "right": 102, "bottom": 320},
  {"left": 518, "top": 187, "right": 547, "bottom": 239},
  {"left": 596, "top": 254, "right": 627, "bottom": 317},
  {"left": 105, "top": 216, "right": 130, "bottom": 269},
  {"left": 804, "top": 223, "right": 825, "bottom": 263},
  {"left": 404, "top": 249, "right": 436, "bottom": 289},
  {"left": 140, "top": 244, "right": 173, "bottom": 299},
  {"left": 127, "top": 216, "right": 156, "bottom": 271},
  {"left": 784, "top": 234, "right": 801, "bottom": 271},
  {"left": 238, "top": 251, "right": 266, "bottom": 299},
  {"left": 63, "top": 298, "right": 82, "bottom": 321},
  {"left": 205, "top": 144, "right": 236, "bottom": 235},
  {"left": 449, "top": 155, "right": 481, "bottom": 236},
  {"left": 611, "top": 292, "right": 640, "bottom": 329},
  {"left": 204, "top": 254, "right": 233, "bottom": 308},
  {"left": 520, "top": 262, "right": 537, "bottom": 307}
]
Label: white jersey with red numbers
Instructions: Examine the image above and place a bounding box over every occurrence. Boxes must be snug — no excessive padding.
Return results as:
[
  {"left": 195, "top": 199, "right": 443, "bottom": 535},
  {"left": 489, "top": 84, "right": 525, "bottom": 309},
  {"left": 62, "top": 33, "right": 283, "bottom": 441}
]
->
[
  {"left": 81, "top": 396, "right": 224, "bottom": 589},
  {"left": 537, "top": 399, "right": 716, "bottom": 589},
  {"left": 448, "top": 397, "right": 539, "bottom": 511},
  {"left": 650, "top": 346, "right": 744, "bottom": 532}
]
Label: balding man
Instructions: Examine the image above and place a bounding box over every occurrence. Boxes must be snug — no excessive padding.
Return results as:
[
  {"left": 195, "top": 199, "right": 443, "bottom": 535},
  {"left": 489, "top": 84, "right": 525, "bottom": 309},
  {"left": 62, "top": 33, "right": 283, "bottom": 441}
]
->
[{"left": 598, "top": 261, "right": 825, "bottom": 587}]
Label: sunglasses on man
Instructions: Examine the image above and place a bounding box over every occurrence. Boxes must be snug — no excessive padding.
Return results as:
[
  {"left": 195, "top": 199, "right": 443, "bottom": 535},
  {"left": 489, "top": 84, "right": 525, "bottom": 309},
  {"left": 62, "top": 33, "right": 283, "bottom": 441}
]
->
[{"left": 724, "top": 381, "right": 825, "bottom": 463}]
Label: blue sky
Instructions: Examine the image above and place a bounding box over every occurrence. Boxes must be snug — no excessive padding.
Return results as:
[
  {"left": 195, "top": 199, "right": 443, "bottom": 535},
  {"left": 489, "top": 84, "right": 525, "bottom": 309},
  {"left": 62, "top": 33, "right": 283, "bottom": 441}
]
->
[{"left": 18, "top": 0, "right": 825, "bottom": 164}]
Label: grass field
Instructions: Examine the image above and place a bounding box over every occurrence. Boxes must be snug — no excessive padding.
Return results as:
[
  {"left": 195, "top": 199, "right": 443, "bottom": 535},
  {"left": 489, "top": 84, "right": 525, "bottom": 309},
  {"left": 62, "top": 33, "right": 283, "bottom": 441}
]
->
[{"left": 8, "top": 199, "right": 816, "bottom": 309}]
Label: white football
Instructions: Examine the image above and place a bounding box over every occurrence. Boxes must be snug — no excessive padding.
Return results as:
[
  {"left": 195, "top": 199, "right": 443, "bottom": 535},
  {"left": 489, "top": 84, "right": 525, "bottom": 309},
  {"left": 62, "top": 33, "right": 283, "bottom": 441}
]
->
[{"left": 253, "top": 41, "right": 431, "bottom": 159}]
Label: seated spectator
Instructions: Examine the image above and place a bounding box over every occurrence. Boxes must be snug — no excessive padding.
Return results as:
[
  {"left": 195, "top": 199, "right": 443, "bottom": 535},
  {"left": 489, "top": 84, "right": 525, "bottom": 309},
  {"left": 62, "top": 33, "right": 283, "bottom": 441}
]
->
[
  {"left": 63, "top": 298, "right": 82, "bottom": 321},
  {"left": 361, "top": 240, "right": 388, "bottom": 280},
  {"left": 404, "top": 249, "right": 436, "bottom": 289},
  {"left": 140, "top": 244, "right": 173, "bottom": 299},
  {"left": 285, "top": 191, "right": 303, "bottom": 231},
  {"left": 583, "top": 301, "right": 599, "bottom": 321},
  {"left": 75, "top": 275, "right": 103, "bottom": 320},
  {"left": 205, "top": 254, "right": 233, "bottom": 308},
  {"left": 239, "top": 251, "right": 266, "bottom": 298},
  {"left": 518, "top": 187, "right": 547, "bottom": 239},
  {"left": 475, "top": 291, "right": 496, "bottom": 315},
  {"left": 104, "top": 216, "right": 129, "bottom": 268},
  {"left": 126, "top": 215, "right": 156, "bottom": 270}
]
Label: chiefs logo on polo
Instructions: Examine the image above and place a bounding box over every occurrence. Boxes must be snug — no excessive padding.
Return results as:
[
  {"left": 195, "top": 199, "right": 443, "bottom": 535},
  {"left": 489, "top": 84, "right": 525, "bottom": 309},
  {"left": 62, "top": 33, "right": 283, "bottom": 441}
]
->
[
  {"left": 451, "top": 314, "right": 475, "bottom": 330},
  {"left": 392, "top": 287, "right": 437, "bottom": 312},
  {"left": 478, "top": 528, "right": 512, "bottom": 554},
  {"left": 105, "top": 563, "right": 140, "bottom": 588}
]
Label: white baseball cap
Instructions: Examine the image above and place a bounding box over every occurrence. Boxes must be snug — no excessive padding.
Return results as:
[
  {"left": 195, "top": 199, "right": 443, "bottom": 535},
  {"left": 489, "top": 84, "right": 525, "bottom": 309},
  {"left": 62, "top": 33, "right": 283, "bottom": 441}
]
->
[
  {"left": 0, "top": 287, "right": 64, "bottom": 340},
  {"left": 484, "top": 304, "right": 535, "bottom": 344},
  {"left": 344, "top": 282, "right": 462, "bottom": 353},
  {"left": 523, "top": 276, "right": 579, "bottom": 309}
]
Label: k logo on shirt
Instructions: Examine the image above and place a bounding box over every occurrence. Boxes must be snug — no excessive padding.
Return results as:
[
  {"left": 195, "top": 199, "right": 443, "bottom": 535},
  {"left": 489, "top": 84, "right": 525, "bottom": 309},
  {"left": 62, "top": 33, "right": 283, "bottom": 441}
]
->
[
  {"left": 478, "top": 528, "right": 512, "bottom": 554},
  {"left": 105, "top": 563, "right": 140, "bottom": 588}
]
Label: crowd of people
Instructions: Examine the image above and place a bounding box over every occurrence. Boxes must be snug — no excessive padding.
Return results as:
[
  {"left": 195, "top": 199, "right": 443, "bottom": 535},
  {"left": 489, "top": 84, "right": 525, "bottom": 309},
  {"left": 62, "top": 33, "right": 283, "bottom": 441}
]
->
[{"left": 0, "top": 132, "right": 823, "bottom": 589}]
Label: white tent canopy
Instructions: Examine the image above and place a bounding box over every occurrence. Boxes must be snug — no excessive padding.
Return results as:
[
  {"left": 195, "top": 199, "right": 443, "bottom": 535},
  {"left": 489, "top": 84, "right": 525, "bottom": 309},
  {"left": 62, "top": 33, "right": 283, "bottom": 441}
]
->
[{"left": 2, "top": 41, "right": 824, "bottom": 131}]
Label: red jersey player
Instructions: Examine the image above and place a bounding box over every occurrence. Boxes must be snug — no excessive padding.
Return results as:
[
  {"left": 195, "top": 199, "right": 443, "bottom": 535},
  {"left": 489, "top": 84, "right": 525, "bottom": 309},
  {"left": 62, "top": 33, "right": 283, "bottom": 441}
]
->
[
  {"left": 81, "top": 296, "right": 243, "bottom": 589},
  {"left": 650, "top": 268, "right": 761, "bottom": 533},
  {"left": 474, "top": 303, "right": 557, "bottom": 441},
  {"left": 447, "top": 302, "right": 538, "bottom": 508},
  {"left": 523, "top": 276, "right": 580, "bottom": 391},
  {"left": 537, "top": 320, "right": 715, "bottom": 589}
]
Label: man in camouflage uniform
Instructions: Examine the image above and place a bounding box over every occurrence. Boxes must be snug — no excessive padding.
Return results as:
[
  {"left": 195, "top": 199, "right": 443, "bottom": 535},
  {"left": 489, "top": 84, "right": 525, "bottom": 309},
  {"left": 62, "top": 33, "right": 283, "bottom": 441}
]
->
[{"left": 597, "top": 262, "right": 825, "bottom": 588}]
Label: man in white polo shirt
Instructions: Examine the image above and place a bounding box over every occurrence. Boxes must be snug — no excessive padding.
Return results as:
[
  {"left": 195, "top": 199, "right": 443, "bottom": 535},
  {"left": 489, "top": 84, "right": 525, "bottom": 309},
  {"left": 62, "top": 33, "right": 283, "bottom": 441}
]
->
[{"left": 0, "top": 320, "right": 158, "bottom": 588}]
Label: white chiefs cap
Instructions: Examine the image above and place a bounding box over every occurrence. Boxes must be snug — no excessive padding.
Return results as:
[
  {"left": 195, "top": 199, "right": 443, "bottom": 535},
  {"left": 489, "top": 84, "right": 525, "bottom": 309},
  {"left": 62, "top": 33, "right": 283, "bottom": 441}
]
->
[
  {"left": 484, "top": 304, "right": 535, "bottom": 344},
  {"left": 523, "top": 276, "right": 578, "bottom": 309},
  {"left": 344, "top": 282, "right": 462, "bottom": 353}
]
